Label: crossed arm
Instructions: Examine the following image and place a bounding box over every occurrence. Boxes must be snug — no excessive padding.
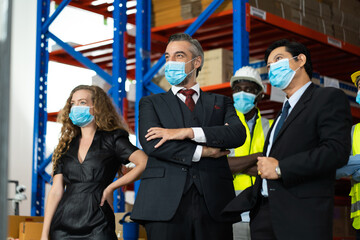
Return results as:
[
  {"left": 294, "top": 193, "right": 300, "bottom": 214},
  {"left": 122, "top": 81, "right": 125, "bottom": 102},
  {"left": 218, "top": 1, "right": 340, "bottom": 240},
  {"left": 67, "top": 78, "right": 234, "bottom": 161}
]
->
[{"left": 139, "top": 96, "right": 246, "bottom": 164}]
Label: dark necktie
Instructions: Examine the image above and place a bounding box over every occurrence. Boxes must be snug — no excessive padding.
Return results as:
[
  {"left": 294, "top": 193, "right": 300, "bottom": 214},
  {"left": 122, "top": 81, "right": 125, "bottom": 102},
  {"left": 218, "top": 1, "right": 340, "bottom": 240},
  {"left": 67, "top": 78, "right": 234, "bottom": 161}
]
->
[
  {"left": 273, "top": 101, "right": 290, "bottom": 140},
  {"left": 179, "top": 89, "right": 196, "bottom": 111}
]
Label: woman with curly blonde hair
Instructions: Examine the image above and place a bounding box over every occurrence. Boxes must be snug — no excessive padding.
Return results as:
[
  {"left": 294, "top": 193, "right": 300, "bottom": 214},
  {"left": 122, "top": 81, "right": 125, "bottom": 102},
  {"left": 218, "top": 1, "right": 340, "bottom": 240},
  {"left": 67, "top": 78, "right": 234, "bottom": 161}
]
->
[{"left": 41, "top": 85, "right": 147, "bottom": 240}]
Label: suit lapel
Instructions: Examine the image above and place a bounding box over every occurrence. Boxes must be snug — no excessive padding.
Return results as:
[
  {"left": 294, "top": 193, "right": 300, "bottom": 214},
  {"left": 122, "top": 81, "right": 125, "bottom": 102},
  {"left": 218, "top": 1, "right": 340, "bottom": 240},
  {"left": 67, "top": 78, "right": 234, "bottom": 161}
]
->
[
  {"left": 200, "top": 90, "right": 215, "bottom": 126},
  {"left": 161, "top": 90, "right": 185, "bottom": 128},
  {"left": 272, "top": 83, "right": 315, "bottom": 145}
]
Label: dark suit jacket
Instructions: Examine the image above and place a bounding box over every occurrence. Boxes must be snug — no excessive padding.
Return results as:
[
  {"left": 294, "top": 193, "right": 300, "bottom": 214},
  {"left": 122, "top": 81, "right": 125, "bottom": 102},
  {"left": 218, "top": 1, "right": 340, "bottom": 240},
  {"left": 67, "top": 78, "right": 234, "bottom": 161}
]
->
[
  {"left": 131, "top": 90, "right": 246, "bottom": 223},
  {"left": 223, "top": 83, "right": 352, "bottom": 240}
]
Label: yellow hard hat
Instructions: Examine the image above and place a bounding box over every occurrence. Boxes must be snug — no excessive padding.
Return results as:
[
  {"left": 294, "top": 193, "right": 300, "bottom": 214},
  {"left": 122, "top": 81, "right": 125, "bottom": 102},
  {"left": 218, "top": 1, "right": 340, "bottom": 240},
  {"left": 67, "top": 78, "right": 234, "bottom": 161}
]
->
[{"left": 351, "top": 71, "right": 360, "bottom": 87}]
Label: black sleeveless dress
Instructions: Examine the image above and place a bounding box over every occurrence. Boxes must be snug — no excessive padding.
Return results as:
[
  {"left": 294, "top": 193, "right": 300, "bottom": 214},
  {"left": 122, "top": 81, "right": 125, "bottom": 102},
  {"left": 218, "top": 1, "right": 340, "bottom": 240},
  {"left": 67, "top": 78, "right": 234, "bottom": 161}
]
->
[{"left": 50, "top": 129, "right": 138, "bottom": 240}]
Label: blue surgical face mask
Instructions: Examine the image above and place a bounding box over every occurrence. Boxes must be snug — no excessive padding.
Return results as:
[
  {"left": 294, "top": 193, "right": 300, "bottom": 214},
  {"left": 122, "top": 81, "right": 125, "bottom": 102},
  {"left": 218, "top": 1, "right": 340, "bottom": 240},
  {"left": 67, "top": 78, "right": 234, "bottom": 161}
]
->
[
  {"left": 233, "top": 91, "right": 257, "bottom": 114},
  {"left": 69, "top": 106, "right": 94, "bottom": 127},
  {"left": 165, "top": 58, "right": 196, "bottom": 86},
  {"left": 356, "top": 90, "right": 360, "bottom": 105},
  {"left": 268, "top": 56, "right": 300, "bottom": 89}
]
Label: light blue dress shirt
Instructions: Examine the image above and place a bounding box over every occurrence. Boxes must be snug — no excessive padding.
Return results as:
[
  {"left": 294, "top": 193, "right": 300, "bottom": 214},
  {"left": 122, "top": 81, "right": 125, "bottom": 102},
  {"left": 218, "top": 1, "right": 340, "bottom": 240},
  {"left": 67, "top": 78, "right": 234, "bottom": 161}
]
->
[
  {"left": 261, "top": 81, "right": 312, "bottom": 196},
  {"left": 336, "top": 155, "right": 360, "bottom": 182}
]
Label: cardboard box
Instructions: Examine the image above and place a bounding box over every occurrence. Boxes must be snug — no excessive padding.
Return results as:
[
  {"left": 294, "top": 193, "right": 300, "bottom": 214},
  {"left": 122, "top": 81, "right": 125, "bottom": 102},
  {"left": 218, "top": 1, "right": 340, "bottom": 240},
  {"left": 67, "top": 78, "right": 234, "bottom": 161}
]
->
[
  {"left": 196, "top": 48, "right": 233, "bottom": 87},
  {"left": 181, "top": 1, "right": 203, "bottom": 20},
  {"left": 334, "top": 25, "right": 360, "bottom": 47},
  {"left": 8, "top": 215, "right": 44, "bottom": 239},
  {"left": 248, "top": 0, "right": 283, "bottom": 17},
  {"left": 152, "top": 0, "right": 232, "bottom": 27},
  {"left": 19, "top": 222, "right": 43, "bottom": 240},
  {"left": 115, "top": 212, "right": 147, "bottom": 239}
]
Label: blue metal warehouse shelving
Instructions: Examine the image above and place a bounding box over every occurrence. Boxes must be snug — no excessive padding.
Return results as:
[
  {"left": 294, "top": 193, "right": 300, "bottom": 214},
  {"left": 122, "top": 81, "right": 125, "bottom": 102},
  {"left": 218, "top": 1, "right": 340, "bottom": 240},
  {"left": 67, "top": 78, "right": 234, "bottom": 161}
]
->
[
  {"left": 32, "top": 0, "right": 360, "bottom": 217},
  {"left": 32, "top": 0, "right": 249, "bottom": 216}
]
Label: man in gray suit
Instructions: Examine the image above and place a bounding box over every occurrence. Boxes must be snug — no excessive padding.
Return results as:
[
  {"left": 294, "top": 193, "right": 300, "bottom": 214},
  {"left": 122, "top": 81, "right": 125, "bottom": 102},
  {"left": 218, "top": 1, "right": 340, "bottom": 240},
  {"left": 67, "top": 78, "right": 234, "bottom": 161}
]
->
[{"left": 131, "top": 33, "right": 246, "bottom": 240}]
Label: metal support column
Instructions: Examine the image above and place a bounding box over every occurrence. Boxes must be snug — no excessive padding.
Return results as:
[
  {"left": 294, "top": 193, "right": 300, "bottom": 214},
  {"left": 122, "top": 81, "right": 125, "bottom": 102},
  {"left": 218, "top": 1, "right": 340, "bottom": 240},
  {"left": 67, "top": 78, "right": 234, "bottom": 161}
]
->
[
  {"left": 135, "top": 0, "right": 152, "bottom": 142},
  {"left": 233, "top": 0, "right": 249, "bottom": 72},
  {"left": 0, "top": 0, "right": 11, "bottom": 236},
  {"left": 33, "top": 0, "right": 129, "bottom": 214},
  {"left": 111, "top": 0, "right": 127, "bottom": 112},
  {"left": 134, "top": 0, "right": 152, "bottom": 196},
  {"left": 32, "top": 0, "right": 51, "bottom": 216},
  {"left": 112, "top": 0, "right": 128, "bottom": 213}
]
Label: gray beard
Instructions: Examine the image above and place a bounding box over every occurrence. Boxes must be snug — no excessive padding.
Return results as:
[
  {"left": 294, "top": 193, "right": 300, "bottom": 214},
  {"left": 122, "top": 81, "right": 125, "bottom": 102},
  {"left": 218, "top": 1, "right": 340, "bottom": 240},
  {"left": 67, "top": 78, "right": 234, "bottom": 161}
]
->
[{"left": 178, "top": 69, "right": 195, "bottom": 87}]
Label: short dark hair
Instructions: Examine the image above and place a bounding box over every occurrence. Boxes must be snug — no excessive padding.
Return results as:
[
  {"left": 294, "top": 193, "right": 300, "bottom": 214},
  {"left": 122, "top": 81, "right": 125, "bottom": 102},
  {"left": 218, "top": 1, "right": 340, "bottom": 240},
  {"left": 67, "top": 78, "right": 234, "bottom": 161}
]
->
[
  {"left": 168, "top": 33, "right": 204, "bottom": 77},
  {"left": 264, "top": 39, "right": 313, "bottom": 79}
]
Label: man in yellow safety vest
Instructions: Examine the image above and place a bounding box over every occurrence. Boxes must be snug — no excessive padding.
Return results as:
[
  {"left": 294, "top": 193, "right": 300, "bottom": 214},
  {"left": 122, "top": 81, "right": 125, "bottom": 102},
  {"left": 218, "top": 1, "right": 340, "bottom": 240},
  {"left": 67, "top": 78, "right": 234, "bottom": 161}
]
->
[
  {"left": 336, "top": 70, "right": 360, "bottom": 239},
  {"left": 228, "top": 66, "right": 273, "bottom": 240}
]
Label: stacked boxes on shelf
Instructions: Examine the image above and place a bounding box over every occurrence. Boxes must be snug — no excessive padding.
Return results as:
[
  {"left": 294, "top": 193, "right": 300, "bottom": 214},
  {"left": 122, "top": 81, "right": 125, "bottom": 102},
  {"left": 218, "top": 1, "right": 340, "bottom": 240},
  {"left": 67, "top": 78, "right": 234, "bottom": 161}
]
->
[
  {"left": 152, "top": 0, "right": 359, "bottom": 46},
  {"left": 330, "top": 0, "right": 360, "bottom": 47},
  {"left": 249, "top": 0, "right": 360, "bottom": 46},
  {"left": 151, "top": 0, "right": 232, "bottom": 27}
]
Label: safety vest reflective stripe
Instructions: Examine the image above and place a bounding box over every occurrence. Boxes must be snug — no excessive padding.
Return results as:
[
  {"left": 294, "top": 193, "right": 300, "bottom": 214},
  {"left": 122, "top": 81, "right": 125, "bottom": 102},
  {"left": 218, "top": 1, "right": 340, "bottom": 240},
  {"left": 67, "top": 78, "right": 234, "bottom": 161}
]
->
[
  {"left": 351, "top": 124, "right": 360, "bottom": 229},
  {"left": 233, "top": 109, "right": 273, "bottom": 191}
]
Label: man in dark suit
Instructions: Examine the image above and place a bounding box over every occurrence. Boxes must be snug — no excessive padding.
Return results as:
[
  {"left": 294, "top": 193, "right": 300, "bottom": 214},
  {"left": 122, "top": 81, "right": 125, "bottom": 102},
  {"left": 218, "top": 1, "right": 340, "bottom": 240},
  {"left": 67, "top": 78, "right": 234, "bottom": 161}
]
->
[
  {"left": 131, "top": 33, "right": 246, "bottom": 240},
  {"left": 223, "top": 39, "right": 352, "bottom": 240}
]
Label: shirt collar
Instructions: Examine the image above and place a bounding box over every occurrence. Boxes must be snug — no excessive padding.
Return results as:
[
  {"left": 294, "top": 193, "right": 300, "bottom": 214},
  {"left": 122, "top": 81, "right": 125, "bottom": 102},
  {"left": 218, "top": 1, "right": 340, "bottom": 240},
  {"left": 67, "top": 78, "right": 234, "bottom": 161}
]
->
[
  {"left": 171, "top": 83, "right": 200, "bottom": 96},
  {"left": 285, "top": 81, "right": 311, "bottom": 109}
]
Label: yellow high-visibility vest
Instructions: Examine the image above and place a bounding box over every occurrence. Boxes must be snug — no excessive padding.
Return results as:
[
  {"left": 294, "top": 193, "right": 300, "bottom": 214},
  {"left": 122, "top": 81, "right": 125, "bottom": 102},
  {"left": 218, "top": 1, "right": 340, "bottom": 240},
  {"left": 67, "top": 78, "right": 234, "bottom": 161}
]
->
[
  {"left": 350, "top": 124, "right": 360, "bottom": 229},
  {"left": 233, "top": 109, "right": 273, "bottom": 191}
]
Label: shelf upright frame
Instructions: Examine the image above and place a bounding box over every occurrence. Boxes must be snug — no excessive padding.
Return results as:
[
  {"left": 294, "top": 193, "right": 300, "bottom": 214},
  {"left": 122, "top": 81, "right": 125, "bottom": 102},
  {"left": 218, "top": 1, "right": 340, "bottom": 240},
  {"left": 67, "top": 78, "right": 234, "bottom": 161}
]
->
[
  {"left": 111, "top": 0, "right": 127, "bottom": 112},
  {"left": 33, "top": 0, "right": 129, "bottom": 215},
  {"left": 135, "top": 0, "right": 152, "bottom": 144},
  {"left": 32, "top": 0, "right": 52, "bottom": 216},
  {"left": 233, "top": 0, "right": 249, "bottom": 72},
  {"left": 111, "top": 0, "right": 128, "bottom": 212}
]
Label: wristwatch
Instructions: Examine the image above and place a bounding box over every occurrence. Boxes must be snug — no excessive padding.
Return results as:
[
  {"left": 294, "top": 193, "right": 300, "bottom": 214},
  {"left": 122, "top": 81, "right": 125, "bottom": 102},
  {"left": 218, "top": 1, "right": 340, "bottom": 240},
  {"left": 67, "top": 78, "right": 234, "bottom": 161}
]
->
[{"left": 275, "top": 166, "right": 281, "bottom": 178}]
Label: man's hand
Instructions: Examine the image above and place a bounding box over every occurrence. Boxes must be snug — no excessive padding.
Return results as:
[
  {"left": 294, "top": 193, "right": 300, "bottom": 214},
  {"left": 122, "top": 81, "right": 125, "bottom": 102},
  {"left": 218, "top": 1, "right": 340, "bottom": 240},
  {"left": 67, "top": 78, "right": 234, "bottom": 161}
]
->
[
  {"left": 202, "top": 146, "right": 230, "bottom": 158},
  {"left": 257, "top": 156, "right": 280, "bottom": 179},
  {"left": 146, "top": 127, "right": 194, "bottom": 148}
]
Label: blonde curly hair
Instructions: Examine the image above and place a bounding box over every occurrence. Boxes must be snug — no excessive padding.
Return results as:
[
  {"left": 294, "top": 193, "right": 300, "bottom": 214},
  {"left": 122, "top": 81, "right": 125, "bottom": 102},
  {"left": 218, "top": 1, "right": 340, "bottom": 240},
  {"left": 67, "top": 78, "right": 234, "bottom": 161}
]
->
[{"left": 52, "top": 85, "right": 127, "bottom": 173}]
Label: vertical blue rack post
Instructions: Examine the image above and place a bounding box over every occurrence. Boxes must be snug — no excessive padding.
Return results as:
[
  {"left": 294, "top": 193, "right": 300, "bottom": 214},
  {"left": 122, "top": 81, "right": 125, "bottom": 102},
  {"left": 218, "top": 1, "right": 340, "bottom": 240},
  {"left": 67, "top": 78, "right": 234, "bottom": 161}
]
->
[
  {"left": 32, "top": 0, "right": 51, "bottom": 216},
  {"left": 112, "top": 0, "right": 128, "bottom": 212},
  {"left": 33, "top": 0, "right": 128, "bottom": 215},
  {"left": 233, "top": 0, "right": 249, "bottom": 72}
]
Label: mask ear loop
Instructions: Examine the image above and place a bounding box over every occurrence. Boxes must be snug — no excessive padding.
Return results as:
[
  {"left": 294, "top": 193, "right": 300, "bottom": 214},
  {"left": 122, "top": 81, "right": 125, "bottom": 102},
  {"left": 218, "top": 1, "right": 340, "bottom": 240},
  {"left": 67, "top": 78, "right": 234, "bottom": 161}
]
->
[
  {"left": 185, "top": 57, "right": 199, "bottom": 77},
  {"left": 292, "top": 55, "right": 302, "bottom": 72}
]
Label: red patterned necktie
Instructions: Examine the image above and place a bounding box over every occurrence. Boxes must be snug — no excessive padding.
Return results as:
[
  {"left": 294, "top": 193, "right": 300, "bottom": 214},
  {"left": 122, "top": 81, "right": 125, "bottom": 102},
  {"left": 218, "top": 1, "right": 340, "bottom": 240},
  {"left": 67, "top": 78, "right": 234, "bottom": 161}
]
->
[{"left": 179, "top": 89, "right": 196, "bottom": 111}]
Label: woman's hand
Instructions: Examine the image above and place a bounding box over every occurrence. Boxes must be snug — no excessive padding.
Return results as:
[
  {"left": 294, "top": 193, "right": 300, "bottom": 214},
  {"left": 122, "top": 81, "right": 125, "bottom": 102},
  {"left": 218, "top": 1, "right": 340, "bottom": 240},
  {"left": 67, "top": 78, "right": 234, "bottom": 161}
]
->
[{"left": 100, "top": 186, "right": 114, "bottom": 211}]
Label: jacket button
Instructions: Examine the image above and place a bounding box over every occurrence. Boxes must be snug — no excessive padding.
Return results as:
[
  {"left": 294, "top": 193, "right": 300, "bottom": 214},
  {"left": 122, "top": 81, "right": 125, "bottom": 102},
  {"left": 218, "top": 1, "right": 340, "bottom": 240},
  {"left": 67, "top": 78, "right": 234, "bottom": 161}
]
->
[{"left": 181, "top": 168, "right": 187, "bottom": 172}]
